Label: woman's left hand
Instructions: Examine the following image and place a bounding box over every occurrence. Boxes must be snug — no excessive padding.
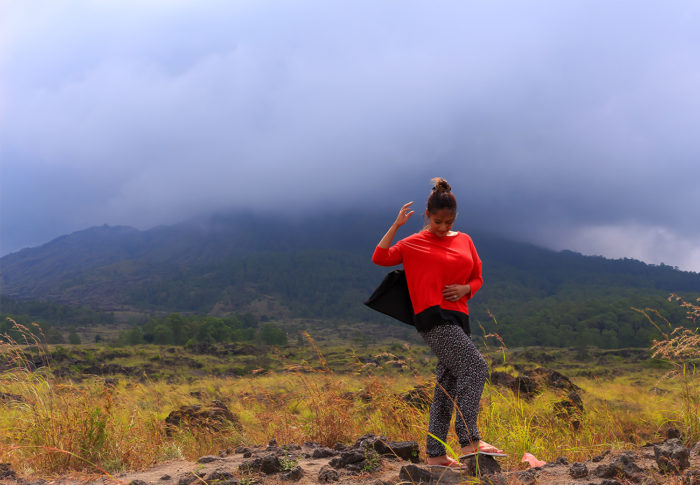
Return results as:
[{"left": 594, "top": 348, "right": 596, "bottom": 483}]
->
[{"left": 443, "top": 284, "right": 470, "bottom": 302}]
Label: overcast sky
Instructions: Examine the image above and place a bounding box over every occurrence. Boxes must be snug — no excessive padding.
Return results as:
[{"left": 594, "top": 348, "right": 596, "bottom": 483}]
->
[{"left": 1, "top": 1, "right": 699, "bottom": 272}]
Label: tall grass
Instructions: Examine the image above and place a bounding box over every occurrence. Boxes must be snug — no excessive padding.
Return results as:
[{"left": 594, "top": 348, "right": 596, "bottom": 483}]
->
[
  {"left": 1, "top": 316, "right": 697, "bottom": 477},
  {"left": 633, "top": 294, "right": 699, "bottom": 443},
  {"left": 1, "top": 319, "right": 168, "bottom": 475}
]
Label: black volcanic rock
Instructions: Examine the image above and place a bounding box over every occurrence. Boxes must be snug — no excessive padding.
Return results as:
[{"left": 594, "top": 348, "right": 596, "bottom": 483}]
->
[
  {"left": 654, "top": 438, "right": 690, "bottom": 473},
  {"left": 317, "top": 465, "right": 339, "bottom": 483},
  {"left": 398, "top": 465, "right": 432, "bottom": 484},
  {"left": 311, "top": 447, "right": 338, "bottom": 459},
  {"left": 569, "top": 462, "right": 588, "bottom": 478}
]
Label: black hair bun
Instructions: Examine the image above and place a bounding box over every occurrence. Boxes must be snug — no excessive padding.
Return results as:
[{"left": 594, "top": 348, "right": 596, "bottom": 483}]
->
[{"left": 431, "top": 177, "right": 451, "bottom": 193}]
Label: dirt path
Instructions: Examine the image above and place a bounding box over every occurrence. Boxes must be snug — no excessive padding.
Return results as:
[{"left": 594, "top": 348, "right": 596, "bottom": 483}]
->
[{"left": 2, "top": 436, "right": 699, "bottom": 485}]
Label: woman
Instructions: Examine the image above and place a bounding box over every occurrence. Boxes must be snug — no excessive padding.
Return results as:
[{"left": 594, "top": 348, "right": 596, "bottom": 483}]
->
[{"left": 371, "top": 177, "right": 505, "bottom": 468}]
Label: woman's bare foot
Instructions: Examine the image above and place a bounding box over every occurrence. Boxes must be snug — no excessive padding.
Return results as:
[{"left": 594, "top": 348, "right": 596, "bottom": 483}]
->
[
  {"left": 460, "top": 440, "right": 506, "bottom": 456},
  {"left": 426, "top": 455, "right": 463, "bottom": 467}
]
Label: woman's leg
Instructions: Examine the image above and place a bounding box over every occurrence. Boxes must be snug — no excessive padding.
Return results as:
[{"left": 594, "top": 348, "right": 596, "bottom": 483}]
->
[
  {"left": 421, "top": 324, "right": 489, "bottom": 449},
  {"left": 424, "top": 360, "right": 457, "bottom": 457}
]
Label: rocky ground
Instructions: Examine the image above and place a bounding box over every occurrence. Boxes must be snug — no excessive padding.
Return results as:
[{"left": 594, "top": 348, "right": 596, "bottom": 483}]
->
[{"left": 0, "top": 432, "right": 698, "bottom": 485}]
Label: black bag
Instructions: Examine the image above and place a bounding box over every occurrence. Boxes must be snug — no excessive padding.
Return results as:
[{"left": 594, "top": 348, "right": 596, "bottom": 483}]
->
[{"left": 364, "top": 269, "right": 415, "bottom": 326}]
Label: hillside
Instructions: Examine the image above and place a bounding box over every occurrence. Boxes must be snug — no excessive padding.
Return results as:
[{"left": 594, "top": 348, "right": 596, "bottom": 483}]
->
[{"left": 1, "top": 211, "right": 699, "bottom": 347}]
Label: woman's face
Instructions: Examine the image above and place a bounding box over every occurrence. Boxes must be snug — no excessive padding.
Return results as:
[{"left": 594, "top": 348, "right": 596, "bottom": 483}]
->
[{"left": 426, "top": 208, "right": 456, "bottom": 237}]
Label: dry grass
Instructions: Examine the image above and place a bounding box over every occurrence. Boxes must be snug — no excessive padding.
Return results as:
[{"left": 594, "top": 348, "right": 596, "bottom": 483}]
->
[
  {"left": 1, "top": 313, "right": 698, "bottom": 478},
  {"left": 633, "top": 294, "right": 699, "bottom": 441}
]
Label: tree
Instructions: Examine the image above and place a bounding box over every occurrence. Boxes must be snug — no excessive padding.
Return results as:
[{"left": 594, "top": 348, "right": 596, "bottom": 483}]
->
[
  {"left": 68, "top": 331, "right": 81, "bottom": 345},
  {"left": 260, "top": 323, "right": 287, "bottom": 346},
  {"left": 153, "top": 324, "right": 174, "bottom": 345}
]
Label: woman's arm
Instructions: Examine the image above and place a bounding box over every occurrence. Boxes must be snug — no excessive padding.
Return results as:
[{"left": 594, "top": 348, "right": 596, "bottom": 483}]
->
[
  {"left": 377, "top": 201, "right": 414, "bottom": 248},
  {"left": 443, "top": 236, "right": 482, "bottom": 302},
  {"left": 372, "top": 201, "right": 414, "bottom": 266},
  {"left": 466, "top": 237, "right": 483, "bottom": 298}
]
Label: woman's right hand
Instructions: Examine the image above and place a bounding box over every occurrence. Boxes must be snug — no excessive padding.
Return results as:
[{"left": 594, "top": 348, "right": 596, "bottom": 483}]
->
[{"left": 393, "top": 201, "right": 414, "bottom": 227}]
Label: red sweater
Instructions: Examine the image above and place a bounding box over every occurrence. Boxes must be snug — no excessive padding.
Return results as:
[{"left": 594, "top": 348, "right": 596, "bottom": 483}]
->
[{"left": 372, "top": 230, "right": 483, "bottom": 332}]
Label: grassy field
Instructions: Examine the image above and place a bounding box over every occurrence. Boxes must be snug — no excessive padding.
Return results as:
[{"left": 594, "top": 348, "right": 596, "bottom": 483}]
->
[{"left": 1, "top": 296, "right": 698, "bottom": 479}]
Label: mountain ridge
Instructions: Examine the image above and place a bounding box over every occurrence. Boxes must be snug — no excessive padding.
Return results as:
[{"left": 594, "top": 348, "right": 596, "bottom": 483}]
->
[{"left": 1, "top": 211, "right": 698, "bottom": 348}]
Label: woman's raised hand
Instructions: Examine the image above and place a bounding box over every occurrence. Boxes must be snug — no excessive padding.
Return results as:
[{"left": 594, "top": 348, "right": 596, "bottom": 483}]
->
[
  {"left": 376, "top": 202, "right": 414, "bottom": 250},
  {"left": 394, "top": 201, "right": 415, "bottom": 227}
]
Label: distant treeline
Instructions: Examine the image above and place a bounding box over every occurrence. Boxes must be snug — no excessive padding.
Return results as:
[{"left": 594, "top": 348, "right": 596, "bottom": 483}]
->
[
  {"left": 470, "top": 287, "right": 691, "bottom": 348},
  {"left": 115, "top": 313, "right": 288, "bottom": 346},
  {"left": 0, "top": 315, "right": 65, "bottom": 344},
  {"left": 0, "top": 296, "right": 114, "bottom": 326},
  {"left": 2, "top": 213, "right": 700, "bottom": 350},
  {"left": 0, "top": 296, "right": 112, "bottom": 344},
  {"left": 1, "top": 290, "right": 695, "bottom": 350}
]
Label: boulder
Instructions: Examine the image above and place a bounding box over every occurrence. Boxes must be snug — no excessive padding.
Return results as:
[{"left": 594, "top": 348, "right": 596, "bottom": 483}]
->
[
  {"left": 479, "top": 473, "right": 508, "bottom": 485},
  {"left": 398, "top": 464, "right": 432, "bottom": 484},
  {"left": 280, "top": 465, "right": 304, "bottom": 481},
  {"left": 196, "top": 455, "right": 220, "bottom": 464},
  {"left": 206, "top": 470, "right": 235, "bottom": 482},
  {"left": 353, "top": 433, "right": 419, "bottom": 462},
  {"left": 553, "top": 390, "right": 583, "bottom": 416},
  {"left": 592, "top": 450, "right": 610, "bottom": 462},
  {"left": 553, "top": 456, "right": 569, "bottom": 465},
  {"left": 489, "top": 367, "right": 581, "bottom": 400},
  {"left": 329, "top": 450, "right": 365, "bottom": 469},
  {"left": 488, "top": 371, "right": 515, "bottom": 388},
  {"left": 402, "top": 463, "right": 475, "bottom": 485},
  {"left": 317, "top": 464, "right": 339, "bottom": 483},
  {"left": 461, "top": 454, "right": 501, "bottom": 476},
  {"left": 515, "top": 469, "right": 538, "bottom": 485},
  {"left": 260, "top": 454, "right": 283, "bottom": 474},
  {"left": 164, "top": 400, "right": 240, "bottom": 436},
  {"left": 0, "top": 463, "right": 16, "bottom": 479},
  {"left": 553, "top": 390, "right": 584, "bottom": 429},
  {"left": 525, "top": 367, "right": 580, "bottom": 392},
  {"left": 311, "top": 447, "right": 338, "bottom": 459},
  {"left": 177, "top": 471, "right": 205, "bottom": 485},
  {"left": 238, "top": 457, "right": 263, "bottom": 473},
  {"left": 237, "top": 454, "right": 283, "bottom": 475},
  {"left": 654, "top": 438, "right": 690, "bottom": 474},
  {"left": 512, "top": 375, "right": 538, "bottom": 397},
  {"left": 353, "top": 433, "right": 387, "bottom": 450},
  {"left": 374, "top": 440, "right": 420, "bottom": 462},
  {"left": 401, "top": 383, "right": 433, "bottom": 409},
  {"left": 593, "top": 452, "right": 644, "bottom": 482},
  {"left": 569, "top": 462, "right": 588, "bottom": 478}
]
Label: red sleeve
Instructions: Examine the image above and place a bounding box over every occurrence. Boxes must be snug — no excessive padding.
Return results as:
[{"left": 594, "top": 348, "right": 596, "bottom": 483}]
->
[
  {"left": 372, "top": 244, "right": 403, "bottom": 266},
  {"left": 466, "top": 237, "right": 483, "bottom": 299}
]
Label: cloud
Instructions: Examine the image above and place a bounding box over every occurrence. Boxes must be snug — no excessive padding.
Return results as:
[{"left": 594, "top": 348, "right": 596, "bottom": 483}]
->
[
  {"left": 540, "top": 223, "right": 700, "bottom": 273},
  {"left": 1, "top": 1, "right": 700, "bottom": 271}
]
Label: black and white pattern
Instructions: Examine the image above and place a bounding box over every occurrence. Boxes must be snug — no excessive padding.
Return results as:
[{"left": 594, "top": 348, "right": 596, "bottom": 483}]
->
[{"left": 419, "top": 323, "right": 489, "bottom": 457}]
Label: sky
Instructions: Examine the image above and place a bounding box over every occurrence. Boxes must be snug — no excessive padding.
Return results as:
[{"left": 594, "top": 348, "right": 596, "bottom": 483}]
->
[{"left": 1, "top": 1, "right": 700, "bottom": 272}]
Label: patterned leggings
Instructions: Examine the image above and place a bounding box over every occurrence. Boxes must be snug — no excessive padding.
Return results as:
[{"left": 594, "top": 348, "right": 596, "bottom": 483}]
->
[{"left": 419, "top": 323, "right": 489, "bottom": 457}]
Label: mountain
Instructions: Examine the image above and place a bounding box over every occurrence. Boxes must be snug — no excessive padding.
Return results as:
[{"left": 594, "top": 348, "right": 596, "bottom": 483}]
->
[{"left": 1, "top": 211, "right": 698, "bottom": 348}]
